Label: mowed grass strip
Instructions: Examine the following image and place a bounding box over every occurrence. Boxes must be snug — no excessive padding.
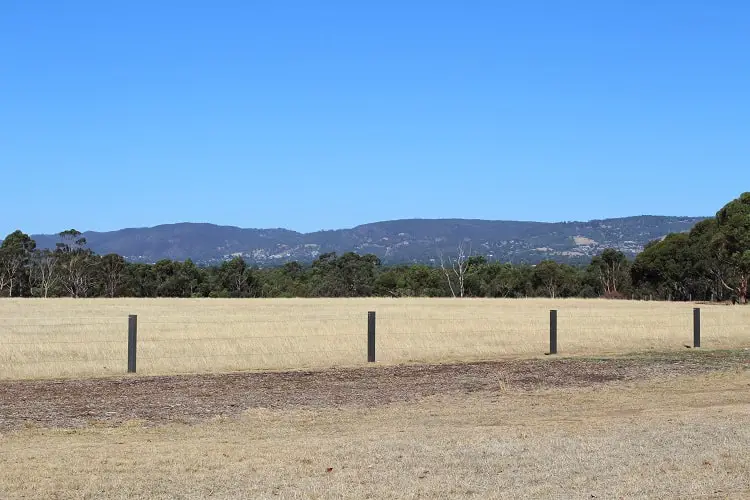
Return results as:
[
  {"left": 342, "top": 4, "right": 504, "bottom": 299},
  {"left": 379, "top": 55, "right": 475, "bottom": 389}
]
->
[
  {"left": 1, "top": 298, "right": 749, "bottom": 379},
  {"left": 1, "top": 369, "right": 749, "bottom": 499}
]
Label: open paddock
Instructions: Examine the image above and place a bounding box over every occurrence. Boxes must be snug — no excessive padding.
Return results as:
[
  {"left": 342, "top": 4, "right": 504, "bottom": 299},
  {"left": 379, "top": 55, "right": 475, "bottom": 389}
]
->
[{"left": 1, "top": 298, "right": 749, "bottom": 380}]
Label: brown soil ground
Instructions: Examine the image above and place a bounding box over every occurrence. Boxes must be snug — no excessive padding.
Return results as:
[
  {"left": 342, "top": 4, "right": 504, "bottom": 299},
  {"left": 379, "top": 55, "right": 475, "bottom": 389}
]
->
[{"left": 2, "top": 349, "right": 748, "bottom": 431}]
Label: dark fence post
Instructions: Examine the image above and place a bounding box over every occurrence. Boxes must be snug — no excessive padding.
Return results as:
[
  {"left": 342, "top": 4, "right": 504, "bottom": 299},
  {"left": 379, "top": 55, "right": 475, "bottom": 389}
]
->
[
  {"left": 549, "top": 309, "right": 558, "bottom": 355},
  {"left": 128, "top": 314, "right": 137, "bottom": 373},
  {"left": 693, "top": 307, "right": 701, "bottom": 348},
  {"left": 367, "top": 311, "right": 376, "bottom": 362}
]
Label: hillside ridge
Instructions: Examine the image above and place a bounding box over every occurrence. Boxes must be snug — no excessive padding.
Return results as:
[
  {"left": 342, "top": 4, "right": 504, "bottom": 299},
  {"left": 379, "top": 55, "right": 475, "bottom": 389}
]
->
[{"left": 25, "top": 216, "right": 707, "bottom": 265}]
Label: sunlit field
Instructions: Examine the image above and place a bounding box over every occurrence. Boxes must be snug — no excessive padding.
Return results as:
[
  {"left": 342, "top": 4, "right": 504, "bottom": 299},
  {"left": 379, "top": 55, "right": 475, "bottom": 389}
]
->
[{"left": 1, "top": 298, "right": 749, "bottom": 380}]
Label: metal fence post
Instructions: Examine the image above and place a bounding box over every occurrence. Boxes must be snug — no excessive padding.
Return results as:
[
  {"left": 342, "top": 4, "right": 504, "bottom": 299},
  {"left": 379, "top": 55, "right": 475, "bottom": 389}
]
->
[
  {"left": 693, "top": 307, "right": 701, "bottom": 348},
  {"left": 128, "top": 314, "right": 137, "bottom": 373},
  {"left": 549, "top": 309, "right": 558, "bottom": 355},
  {"left": 367, "top": 311, "right": 376, "bottom": 362}
]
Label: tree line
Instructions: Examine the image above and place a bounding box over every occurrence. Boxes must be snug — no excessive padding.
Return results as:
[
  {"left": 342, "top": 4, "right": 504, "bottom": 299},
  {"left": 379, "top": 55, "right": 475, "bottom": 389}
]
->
[{"left": 1, "top": 193, "right": 748, "bottom": 302}]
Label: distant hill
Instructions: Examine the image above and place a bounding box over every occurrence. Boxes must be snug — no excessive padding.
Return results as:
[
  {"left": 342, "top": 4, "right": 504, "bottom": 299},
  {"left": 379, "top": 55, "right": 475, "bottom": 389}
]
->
[{"left": 24, "top": 216, "right": 707, "bottom": 266}]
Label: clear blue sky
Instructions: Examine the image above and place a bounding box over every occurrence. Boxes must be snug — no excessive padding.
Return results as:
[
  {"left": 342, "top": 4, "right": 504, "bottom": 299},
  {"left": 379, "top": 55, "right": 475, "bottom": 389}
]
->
[{"left": 2, "top": 1, "right": 748, "bottom": 236}]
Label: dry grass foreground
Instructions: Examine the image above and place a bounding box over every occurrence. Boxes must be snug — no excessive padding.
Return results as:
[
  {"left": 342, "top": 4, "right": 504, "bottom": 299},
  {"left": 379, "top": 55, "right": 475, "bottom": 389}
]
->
[
  {"left": 1, "top": 352, "right": 750, "bottom": 499},
  {"left": 2, "top": 298, "right": 750, "bottom": 379}
]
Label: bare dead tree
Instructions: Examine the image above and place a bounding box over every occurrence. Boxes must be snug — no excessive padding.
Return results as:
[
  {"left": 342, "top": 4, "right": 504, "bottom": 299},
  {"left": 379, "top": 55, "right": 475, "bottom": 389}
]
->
[
  {"left": 598, "top": 262, "right": 620, "bottom": 295},
  {"left": 543, "top": 276, "right": 558, "bottom": 299},
  {"left": 59, "top": 251, "right": 95, "bottom": 298},
  {"left": 0, "top": 263, "right": 10, "bottom": 297},
  {"left": 593, "top": 249, "right": 628, "bottom": 297},
  {"left": 0, "top": 249, "right": 23, "bottom": 298},
  {"left": 100, "top": 254, "right": 126, "bottom": 298},
  {"left": 30, "top": 250, "right": 59, "bottom": 298},
  {"left": 438, "top": 251, "right": 456, "bottom": 297},
  {"left": 439, "top": 242, "right": 470, "bottom": 298}
]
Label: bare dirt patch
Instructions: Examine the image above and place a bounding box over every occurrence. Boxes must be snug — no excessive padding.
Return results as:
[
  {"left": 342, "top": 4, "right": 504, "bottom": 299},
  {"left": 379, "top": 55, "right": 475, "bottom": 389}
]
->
[
  {"left": 1, "top": 349, "right": 748, "bottom": 431},
  {"left": 3, "top": 351, "right": 750, "bottom": 499}
]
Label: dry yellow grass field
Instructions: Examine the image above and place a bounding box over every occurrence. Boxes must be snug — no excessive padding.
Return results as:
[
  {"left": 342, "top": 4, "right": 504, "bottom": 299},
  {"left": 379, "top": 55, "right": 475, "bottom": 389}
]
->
[
  {"left": 2, "top": 369, "right": 750, "bottom": 499},
  {"left": 1, "top": 297, "right": 750, "bottom": 379}
]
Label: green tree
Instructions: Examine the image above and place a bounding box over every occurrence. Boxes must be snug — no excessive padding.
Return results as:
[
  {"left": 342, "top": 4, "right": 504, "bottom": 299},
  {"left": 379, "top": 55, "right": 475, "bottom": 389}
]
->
[
  {"left": 153, "top": 259, "right": 190, "bottom": 297},
  {"left": 712, "top": 192, "right": 750, "bottom": 303},
  {"left": 55, "top": 230, "right": 96, "bottom": 298},
  {"left": 180, "top": 259, "right": 204, "bottom": 297},
  {"left": 687, "top": 219, "right": 728, "bottom": 301},
  {"left": 309, "top": 252, "right": 380, "bottom": 297},
  {"left": 374, "top": 266, "right": 407, "bottom": 297},
  {"left": 0, "top": 230, "right": 36, "bottom": 297},
  {"left": 632, "top": 234, "right": 694, "bottom": 300},
  {"left": 462, "top": 256, "right": 488, "bottom": 297},
  {"left": 337, "top": 252, "right": 380, "bottom": 296},
  {"left": 405, "top": 265, "right": 446, "bottom": 297},
  {"left": 375, "top": 264, "right": 447, "bottom": 297},
  {"left": 125, "top": 263, "right": 158, "bottom": 297},
  {"left": 532, "top": 260, "right": 569, "bottom": 299},
  {"left": 468, "top": 262, "right": 513, "bottom": 297},
  {"left": 588, "top": 249, "right": 631, "bottom": 298},
  {"left": 257, "top": 261, "right": 310, "bottom": 298},
  {"left": 217, "top": 257, "right": 256, "bottom": 297}
]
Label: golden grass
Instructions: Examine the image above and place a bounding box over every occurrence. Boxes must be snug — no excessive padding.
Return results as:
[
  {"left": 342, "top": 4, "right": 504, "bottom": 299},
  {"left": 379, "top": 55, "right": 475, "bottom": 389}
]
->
[
  {"left": 1, "top": 298, "right": 749, "bottom": 379},
  {"left": 2, "top": 371, "right": 750, "bottom": 499}
]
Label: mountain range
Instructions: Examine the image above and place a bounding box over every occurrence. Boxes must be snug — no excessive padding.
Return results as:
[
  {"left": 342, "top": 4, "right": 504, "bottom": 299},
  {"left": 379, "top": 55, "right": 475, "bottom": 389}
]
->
[{"left": 24, "top": 216, "right": 707, "bottom": 266}]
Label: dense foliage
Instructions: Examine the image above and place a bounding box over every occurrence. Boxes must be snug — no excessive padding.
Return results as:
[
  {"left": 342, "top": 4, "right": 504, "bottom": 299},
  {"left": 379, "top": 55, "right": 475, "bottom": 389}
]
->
[
  {"left": 632, "top": 192, "right": 750, "bottom": 303},
  {"left": 0, "top": 229, "right": 628, "bottom": 299},
  {"left": 1, "top": 194, "right": 747, "bottom": 302}
]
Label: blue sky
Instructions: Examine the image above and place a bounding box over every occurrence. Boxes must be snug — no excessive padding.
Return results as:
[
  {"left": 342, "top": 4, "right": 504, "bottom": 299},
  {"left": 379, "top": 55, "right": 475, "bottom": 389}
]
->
[{"left": 2, "top": 1, "right": 748, "bottom": 236}]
